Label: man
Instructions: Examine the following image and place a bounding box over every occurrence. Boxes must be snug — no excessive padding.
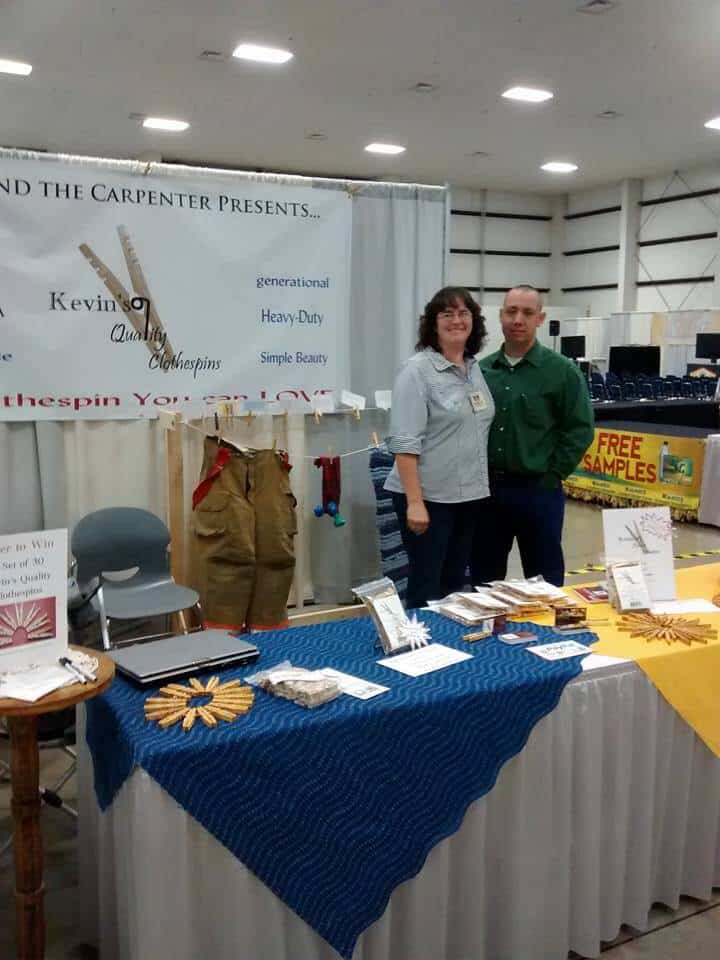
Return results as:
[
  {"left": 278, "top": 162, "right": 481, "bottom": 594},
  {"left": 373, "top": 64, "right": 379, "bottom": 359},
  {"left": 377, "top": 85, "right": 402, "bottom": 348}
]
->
[{"left": 470, "top": 285, "right": 594, "bottom": 586}]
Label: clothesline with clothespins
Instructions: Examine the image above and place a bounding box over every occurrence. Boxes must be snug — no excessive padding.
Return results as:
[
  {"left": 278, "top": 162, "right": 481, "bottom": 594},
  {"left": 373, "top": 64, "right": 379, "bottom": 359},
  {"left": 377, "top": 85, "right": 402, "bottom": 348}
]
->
[{"left": 163, "top": 411, "right": 385, "bottom": 460}]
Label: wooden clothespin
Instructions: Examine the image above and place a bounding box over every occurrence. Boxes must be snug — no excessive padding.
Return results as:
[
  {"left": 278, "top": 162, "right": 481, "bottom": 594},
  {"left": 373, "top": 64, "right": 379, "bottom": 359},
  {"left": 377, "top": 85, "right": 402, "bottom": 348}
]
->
[
  {"left": 214, "top": 411, "right": 221, "bottom": 438},
  {"left": 371, "top": 431, "right": 380, "bottom": 449},
  {"left": 314, "top": 408, "right": 322, "bottom": 425},
  {"left": 244, "top": 408, "right": 255, "bottom": 426},
  {"left": 272, "top": 437, "right": 278, "bottom": 453},
  {"left": 353, "top": 406, "right": 361, "bottom": 422},
  {"left": 328, "top": 446, "right": 334, "bottom": 460}
]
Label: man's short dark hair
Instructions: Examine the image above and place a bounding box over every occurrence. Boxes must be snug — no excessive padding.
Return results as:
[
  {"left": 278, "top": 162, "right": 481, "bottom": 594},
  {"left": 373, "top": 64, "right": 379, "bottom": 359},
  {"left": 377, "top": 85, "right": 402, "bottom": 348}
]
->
[
  {"left": 416, "top": 286, "right": 487, "bottom": 356},
  {"left": 505, "top": 283, "right": 543, "bottom": 310}
]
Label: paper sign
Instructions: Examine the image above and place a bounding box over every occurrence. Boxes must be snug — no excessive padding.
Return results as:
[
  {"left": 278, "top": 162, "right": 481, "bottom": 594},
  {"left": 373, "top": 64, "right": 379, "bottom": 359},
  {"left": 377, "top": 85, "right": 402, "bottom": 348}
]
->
[
  {"left": 527, "top": 641, "right": 591, "bottom": 661},
  {"left": 0, "top": 665, "right": 74, "bottom": 702},
  {"left": 651, "top": 599, "right": 720, "bottom": 615},
  {"left": 340, "top": 390, "right": 366, "bottom": 411},
  {"left": 378, "top": 643, "right": 472, "bottom": 677},
  {"left": 312, "top": 393, "right": 335, "bottom": 413},
  {"left": 375, "top": 390, "right": 392, "bottom": 410},
  {"left": 0, "top": 529, "right": 68, "bottom": 672},
  {"left": 321, "top": 668, "right": 389, "bottom": 700},
  {"left": 602, "top": 506, "right": 676, "bottom": 601}
]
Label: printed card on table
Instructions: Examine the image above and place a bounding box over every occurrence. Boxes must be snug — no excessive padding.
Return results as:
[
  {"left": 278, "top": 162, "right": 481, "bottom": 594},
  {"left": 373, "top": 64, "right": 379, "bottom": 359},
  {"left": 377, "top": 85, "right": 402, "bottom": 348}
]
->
[
  {"left": 0, "top": 529, "right": 68, "bottom": 673},
  {"left": 602, "top": 506, "right": 676, "bottom": 601}
]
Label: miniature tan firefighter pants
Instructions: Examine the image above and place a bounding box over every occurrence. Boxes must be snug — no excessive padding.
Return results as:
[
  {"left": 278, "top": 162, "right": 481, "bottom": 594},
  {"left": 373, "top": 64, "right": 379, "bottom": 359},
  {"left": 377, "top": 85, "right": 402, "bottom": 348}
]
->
[{"left": 192, "top": 438, "right": 297, "bottom": 630}]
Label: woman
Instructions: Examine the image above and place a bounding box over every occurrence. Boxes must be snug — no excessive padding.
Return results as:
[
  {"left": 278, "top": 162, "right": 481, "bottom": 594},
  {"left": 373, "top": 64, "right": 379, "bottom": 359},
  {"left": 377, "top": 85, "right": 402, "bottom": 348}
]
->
[{"left": 384, "top": 286, "right": 494, "bottom": 609}]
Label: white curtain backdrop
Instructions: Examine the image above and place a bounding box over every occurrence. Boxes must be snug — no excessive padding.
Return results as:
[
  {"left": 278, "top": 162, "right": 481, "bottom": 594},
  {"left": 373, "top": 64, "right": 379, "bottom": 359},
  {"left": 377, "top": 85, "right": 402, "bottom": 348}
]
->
[{"left": 0, "top": 155, "right": 447, "bottom": 603}]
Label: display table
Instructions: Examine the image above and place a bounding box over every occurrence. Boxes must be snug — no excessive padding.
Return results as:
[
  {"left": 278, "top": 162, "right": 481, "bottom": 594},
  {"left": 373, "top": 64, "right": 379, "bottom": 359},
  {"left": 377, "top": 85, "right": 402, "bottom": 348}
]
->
[
  {"left": 0, "top": 647, "right": 114, "bottom": 960},
  {"left": 78, "top": 574, "right": 720, "bottom": 960},
  {"left": 78, "top": 661, "right": 720, "bottom": 960}
]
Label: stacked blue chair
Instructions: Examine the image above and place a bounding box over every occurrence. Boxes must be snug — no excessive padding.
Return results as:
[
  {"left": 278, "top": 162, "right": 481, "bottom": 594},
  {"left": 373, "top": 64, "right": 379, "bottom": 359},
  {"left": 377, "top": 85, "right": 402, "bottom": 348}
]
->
[
  {"left": 621, "top": 379, "right": 637, "bottom": 401},
  {"left": 369, "top": 447, "right": 409, "bottom": 602}
]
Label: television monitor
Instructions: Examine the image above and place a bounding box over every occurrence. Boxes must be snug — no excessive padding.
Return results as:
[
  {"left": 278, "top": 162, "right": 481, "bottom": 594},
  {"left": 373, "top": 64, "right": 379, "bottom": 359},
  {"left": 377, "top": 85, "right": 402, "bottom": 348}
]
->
[
  {"left": 696, "top": 333, "right": 720, "bottom": 363},
  {"left": 560, "top": 335, "right": 586, "bottom": 360},
  {"left": 608, "top": 345, "right": 661, "bottom": 378}
]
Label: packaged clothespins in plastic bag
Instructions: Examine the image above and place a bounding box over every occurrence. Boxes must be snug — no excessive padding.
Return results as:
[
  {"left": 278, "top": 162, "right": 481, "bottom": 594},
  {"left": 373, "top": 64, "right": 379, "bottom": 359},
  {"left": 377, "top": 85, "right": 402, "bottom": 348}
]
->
[
  {"left": 246, "top": 661, "right": 340, "bottom": 708},
  {"left": 352, "top": 577, "right": 417, "bottom": 654}
]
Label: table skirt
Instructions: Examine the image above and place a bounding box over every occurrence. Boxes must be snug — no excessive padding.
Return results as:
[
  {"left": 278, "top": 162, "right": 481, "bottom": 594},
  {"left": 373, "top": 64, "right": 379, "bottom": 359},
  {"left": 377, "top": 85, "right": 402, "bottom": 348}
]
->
[{"left": 78, "top": 663, "right": 720, "bottom": 960}]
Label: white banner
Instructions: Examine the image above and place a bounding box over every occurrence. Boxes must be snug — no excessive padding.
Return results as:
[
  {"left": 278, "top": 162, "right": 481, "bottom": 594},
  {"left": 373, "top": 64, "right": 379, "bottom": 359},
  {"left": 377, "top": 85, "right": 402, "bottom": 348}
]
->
[{"left": 0, "top": 156, "right": 352, "bottom": 420}]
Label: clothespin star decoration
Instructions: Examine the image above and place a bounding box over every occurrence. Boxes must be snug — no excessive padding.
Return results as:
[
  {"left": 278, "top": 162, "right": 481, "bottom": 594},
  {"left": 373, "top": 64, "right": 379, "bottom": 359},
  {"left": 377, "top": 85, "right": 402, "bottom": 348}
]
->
[{"left": 397, "top": 614, "right": 431, "bottom": 650}]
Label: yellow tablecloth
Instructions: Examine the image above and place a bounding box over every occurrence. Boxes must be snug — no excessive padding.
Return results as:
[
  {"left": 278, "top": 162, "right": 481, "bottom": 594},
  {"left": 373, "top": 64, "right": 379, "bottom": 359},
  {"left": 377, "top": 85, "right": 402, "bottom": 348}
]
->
[{"left": 564, "top": 564, "right": 720, "bottom": 757}]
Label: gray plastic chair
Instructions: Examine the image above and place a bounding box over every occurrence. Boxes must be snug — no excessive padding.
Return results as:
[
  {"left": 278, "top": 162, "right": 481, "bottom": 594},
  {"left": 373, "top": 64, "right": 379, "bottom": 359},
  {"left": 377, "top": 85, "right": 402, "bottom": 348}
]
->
[{"left": 71, "top": 507, "right": 201, "bottom": 650}]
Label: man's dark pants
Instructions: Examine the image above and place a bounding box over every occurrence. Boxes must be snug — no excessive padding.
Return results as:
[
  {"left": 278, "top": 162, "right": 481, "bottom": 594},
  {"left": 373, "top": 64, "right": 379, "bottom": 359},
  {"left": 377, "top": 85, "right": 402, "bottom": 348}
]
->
[{"left": 470, "top": 475, "right": 566, "bottom": 587}]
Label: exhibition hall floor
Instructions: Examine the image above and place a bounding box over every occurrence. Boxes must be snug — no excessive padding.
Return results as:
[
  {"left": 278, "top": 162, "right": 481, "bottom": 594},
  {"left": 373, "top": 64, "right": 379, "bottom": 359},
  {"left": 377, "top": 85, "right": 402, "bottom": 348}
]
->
[{"left": 1, "top": 500, "right": 719, "bottom": 960}]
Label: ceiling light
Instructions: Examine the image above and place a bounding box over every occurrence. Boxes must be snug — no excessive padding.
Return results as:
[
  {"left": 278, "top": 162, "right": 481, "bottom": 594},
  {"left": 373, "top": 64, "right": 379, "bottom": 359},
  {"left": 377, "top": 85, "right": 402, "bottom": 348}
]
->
[
  {"left": 704, "top": 116, "right": 720, "bottom": 131},
  {"left": 541, "top": 161, "right": 578, "bottom": 173},
  {"left": 232, "top": 43, "right": 294, "bottom": 64},
  {"left": 502, "top": 86, "right": 554, "bottom": 103},
  {"left": 0, "top": 58, "right": 32, "bottom": 76},
  {"left": 143, "top": 117, "right": 190, "bottom": 132},
  {"left": 577, "top": 0, "right": 617, "bottom": 12},
  {"left": 364, "top": 142, "right": 406, "bottom": 155}
]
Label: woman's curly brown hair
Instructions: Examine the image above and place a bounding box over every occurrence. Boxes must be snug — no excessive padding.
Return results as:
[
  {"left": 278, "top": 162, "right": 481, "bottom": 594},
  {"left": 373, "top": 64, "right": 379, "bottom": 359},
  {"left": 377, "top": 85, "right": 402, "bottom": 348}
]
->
[{"left": 416, "top": 286, "right": 487, "bottom": 357}]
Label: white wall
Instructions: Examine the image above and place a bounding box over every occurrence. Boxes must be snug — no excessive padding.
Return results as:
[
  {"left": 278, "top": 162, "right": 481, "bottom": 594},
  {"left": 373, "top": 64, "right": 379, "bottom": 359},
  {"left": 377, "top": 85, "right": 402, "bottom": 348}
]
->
[
  {"left": 448, "top": 187, "right": 553, "bottom": 308},
  {"left": 450, "top": 162, "right": 720, "bottom": 318}
]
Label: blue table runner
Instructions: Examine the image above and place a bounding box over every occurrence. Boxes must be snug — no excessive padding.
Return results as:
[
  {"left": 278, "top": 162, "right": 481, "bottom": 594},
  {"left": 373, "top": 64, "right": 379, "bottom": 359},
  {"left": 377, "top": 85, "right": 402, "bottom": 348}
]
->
[{"left": 86, "top": 613, "right": 594, "bottom": 959}]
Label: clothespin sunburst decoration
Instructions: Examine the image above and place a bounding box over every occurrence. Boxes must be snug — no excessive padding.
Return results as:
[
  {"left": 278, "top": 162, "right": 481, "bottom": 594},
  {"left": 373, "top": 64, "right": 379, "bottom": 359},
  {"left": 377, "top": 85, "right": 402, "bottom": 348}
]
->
[
  {"left": 144, "top": 676, "right": 254, "bottom": 730},
  {"left": 618, "top": 613, "right": 716, "bottom": 646},
  {"left": 397, "top": 613, "right": 431, "bottom": 650}
]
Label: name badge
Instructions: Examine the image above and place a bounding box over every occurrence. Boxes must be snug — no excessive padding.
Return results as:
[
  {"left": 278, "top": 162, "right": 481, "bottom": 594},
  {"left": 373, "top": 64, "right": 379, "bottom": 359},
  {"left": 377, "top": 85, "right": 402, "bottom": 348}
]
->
[{"left": 469, "top": 391, "right": 487, "bottom": 413}]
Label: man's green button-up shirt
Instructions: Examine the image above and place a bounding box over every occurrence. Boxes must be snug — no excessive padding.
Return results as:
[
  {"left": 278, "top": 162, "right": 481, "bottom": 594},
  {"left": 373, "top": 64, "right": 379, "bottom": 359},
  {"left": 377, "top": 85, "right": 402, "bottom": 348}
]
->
[{"left": 479, "top": 340, "right": 595, "bottom": 486}]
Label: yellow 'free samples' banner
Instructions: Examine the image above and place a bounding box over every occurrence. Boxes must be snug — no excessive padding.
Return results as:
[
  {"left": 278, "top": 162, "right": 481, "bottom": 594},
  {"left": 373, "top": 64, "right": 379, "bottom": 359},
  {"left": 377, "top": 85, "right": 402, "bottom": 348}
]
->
[{"left": 565, "top": 427, "right": 705, "bottom": 510}]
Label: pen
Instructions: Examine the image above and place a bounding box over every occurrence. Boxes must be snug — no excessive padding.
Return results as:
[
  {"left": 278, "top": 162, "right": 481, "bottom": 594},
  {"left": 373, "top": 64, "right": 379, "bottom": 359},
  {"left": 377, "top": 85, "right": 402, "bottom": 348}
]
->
[
  {"left": 71, "top": 660, "right": 97, "bottom": 682},
  {"left": 59, "top": 657, "right": 87, "bottom": 685}
]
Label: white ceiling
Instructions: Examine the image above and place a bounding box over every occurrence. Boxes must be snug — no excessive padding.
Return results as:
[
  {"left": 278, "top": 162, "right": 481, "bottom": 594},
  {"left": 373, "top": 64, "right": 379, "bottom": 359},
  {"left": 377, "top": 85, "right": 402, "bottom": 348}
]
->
[{"left": 1, "top": 0, "right": 720, "bottom": 193}]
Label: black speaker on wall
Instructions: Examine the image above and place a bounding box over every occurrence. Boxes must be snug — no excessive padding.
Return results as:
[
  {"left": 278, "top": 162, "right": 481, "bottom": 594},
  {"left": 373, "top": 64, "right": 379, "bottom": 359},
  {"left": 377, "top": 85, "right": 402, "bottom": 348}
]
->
[{"left": 549, "top": 320, "right": 560, "bottom": 337}]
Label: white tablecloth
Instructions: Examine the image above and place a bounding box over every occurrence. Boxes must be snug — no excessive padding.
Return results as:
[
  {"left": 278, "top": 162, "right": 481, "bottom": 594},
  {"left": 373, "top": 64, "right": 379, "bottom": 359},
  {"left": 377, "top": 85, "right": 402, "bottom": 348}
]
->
[
  {"left": 78, "top": 662, "right": 720, "bottom": 960},
  {"left": 699, "top": 433, "right": 720, "bottom": 527}
]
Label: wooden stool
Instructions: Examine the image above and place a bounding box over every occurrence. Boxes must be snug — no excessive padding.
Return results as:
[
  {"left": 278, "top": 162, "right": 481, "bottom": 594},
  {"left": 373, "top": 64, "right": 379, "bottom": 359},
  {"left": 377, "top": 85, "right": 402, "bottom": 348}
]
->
[{"left": 0, "top": 646, "right": 115, "bottom": 960}]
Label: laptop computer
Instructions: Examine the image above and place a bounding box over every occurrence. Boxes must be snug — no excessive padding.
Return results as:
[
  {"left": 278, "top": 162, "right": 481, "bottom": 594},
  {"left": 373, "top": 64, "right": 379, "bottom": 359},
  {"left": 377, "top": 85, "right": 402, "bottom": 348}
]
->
[{"left": 109, "top": 629, "right": 260, "bottom": 686}]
